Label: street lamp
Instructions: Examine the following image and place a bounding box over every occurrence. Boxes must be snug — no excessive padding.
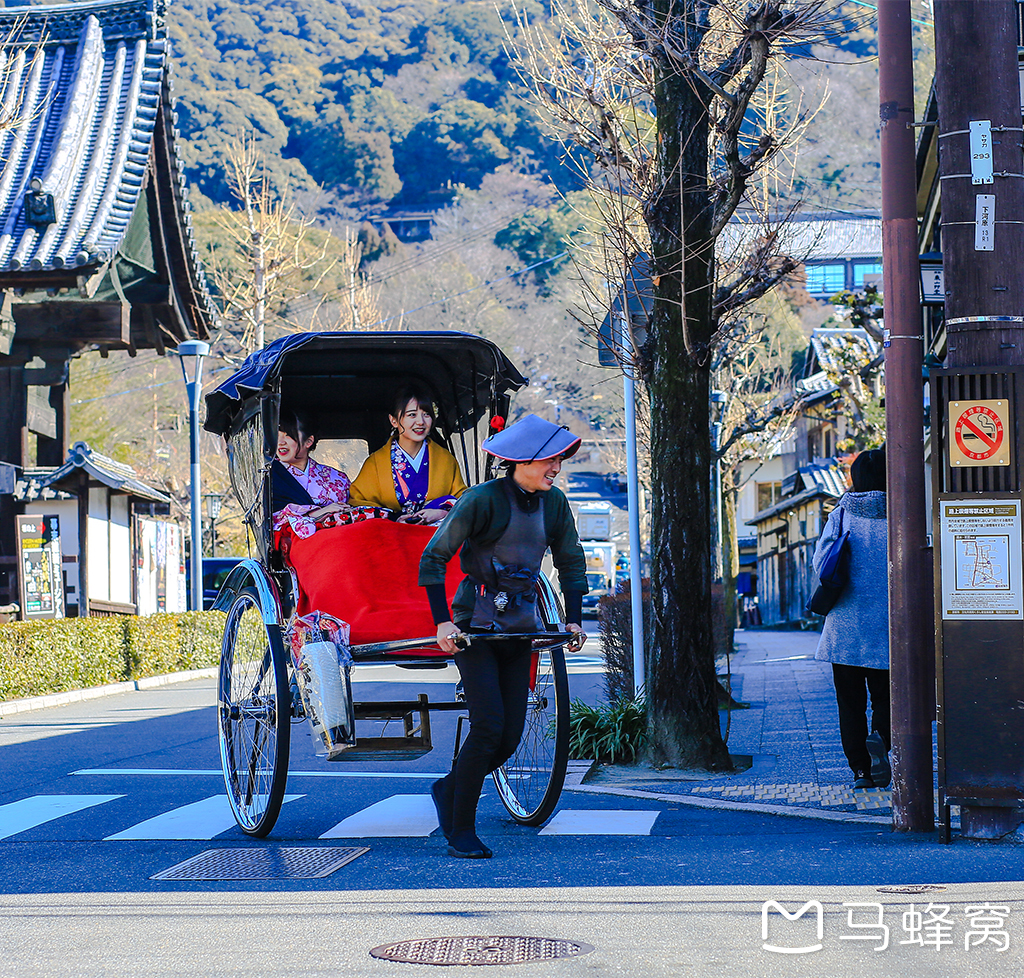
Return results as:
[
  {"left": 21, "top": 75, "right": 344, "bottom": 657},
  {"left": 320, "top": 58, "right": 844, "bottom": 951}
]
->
[
  {"left": 176, "top": 339, "right": 210, "bottom": 611},
  {"left": 203, "top": 492, "right": 224, "bottom": 557}
]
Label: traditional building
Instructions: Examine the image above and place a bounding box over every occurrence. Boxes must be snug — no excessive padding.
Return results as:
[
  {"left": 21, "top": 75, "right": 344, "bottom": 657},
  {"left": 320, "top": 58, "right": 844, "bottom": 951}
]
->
[
  {"left": 16, "top": 441, "right": 175, "bottom": 616},
  {"left": 0, "top": 0, "right": 215, "bottom": 607},
  {"left": 747, "top": 458, "right": 848, "bottom": 625}
]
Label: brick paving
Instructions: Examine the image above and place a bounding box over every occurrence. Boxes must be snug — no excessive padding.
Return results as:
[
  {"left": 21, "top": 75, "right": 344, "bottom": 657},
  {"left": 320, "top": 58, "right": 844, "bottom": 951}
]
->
[{"left": 597, "top": 628, "right": 940, "bottom": 818}]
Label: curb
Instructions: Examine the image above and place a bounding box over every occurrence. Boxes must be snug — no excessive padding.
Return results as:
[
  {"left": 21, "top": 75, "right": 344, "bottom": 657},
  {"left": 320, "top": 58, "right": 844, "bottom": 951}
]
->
[
  {"left": 563, "top": 782, "right": 893, "bottom": 826},
  {"left": 0, "top": 667, "right": 218, "bottom": 718}
]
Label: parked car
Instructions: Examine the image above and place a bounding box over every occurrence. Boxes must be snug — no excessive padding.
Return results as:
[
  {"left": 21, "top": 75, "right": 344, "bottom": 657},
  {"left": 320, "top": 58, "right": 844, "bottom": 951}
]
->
[{"left": 186, "top": 557, "right": 244, "bottom": 610}]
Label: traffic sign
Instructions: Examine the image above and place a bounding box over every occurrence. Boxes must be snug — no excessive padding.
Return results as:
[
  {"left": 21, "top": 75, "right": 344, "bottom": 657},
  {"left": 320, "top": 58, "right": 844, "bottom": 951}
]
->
[{"left": 948, "top": 399, "right": 1011, "bottom": 467}]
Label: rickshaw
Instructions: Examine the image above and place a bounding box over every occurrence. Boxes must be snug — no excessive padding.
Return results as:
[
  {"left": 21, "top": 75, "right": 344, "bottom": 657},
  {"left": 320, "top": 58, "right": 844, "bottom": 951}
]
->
[{"left": 203, "top": 331, "right": 575, "bottom": 838}]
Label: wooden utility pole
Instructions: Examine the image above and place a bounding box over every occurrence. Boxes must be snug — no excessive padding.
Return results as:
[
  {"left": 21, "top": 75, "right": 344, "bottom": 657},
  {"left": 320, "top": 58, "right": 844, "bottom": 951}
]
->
[
  {"left": 935, "top": 0, "right": 1024, "bottom": 359},
  {"left": 878, "top": 0, "right": 933, "bottom": 833},
  {"left": 932, "top": 0, "right": 1024, "bottom": 840}
]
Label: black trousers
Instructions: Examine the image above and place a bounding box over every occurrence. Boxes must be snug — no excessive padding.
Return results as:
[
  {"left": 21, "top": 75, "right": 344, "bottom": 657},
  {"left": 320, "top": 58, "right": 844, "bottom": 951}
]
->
[
  {"left": 443, "top": 635, "right": 532, "bottom": 836},
  {"left": 831, "top": 663, "right": 891, "bottom": 774}
]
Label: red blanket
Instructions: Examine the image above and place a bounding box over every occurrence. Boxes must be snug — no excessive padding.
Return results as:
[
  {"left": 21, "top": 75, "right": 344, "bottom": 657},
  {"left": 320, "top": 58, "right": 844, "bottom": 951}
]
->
[{"left": 275, "top": 519, "right": 462, "bottom": 652}]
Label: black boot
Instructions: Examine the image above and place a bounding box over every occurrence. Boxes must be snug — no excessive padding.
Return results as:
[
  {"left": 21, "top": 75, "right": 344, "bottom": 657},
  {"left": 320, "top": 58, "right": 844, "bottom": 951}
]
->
[
  {"left": 447, "top": 830, "right": 493, "bottom": 859},
  {"left": 431, "top": 777, "right": 454, "bottom": 841}
]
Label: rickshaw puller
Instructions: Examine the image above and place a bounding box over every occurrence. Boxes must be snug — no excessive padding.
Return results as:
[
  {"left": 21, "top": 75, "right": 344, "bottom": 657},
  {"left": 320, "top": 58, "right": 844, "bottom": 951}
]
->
[{"left": 419, "top": 414, "right": 588, "bottom": 858}]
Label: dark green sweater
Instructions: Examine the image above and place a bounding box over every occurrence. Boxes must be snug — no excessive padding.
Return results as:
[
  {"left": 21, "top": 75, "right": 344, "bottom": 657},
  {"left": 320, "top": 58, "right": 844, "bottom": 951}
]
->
[{"left": 419, "top": 476, "right": 588, "bottom": 624}]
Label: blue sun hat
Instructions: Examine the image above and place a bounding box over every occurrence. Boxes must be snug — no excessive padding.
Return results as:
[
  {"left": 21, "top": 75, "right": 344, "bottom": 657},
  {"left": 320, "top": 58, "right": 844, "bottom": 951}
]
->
[{"left": 482, "top": 413, "right": 582, "bottom": 462}]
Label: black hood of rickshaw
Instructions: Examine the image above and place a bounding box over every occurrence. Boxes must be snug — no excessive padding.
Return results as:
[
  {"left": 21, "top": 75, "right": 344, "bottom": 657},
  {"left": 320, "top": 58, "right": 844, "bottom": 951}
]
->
[{"left": 203, "top": 331, "right": 527, "bottom": 442}]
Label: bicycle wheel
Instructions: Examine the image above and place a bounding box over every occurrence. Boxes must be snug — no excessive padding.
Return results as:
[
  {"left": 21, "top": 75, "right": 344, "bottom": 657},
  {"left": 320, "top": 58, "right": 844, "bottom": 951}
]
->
[
  {"left": 492, "top": 640, "right": 570, "bottom": 825},
  {"left": 218, "top": 586, "right": 290, "bottom": 837}
]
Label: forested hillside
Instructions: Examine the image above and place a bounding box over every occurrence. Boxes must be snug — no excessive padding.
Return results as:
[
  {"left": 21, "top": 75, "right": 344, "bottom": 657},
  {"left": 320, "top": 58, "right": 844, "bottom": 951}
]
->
[{"left": 169, "top": 0, "right": 564, "bottom": 208}]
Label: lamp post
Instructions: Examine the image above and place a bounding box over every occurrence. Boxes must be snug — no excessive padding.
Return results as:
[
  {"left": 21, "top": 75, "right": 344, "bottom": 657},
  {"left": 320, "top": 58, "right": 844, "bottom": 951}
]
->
[
  {"left": 203, "top": 492, "right": 224, "bottom": 557},
  {"left": 709, "top": 390, "right": 727, "bottom": 582},
  {"left": 176, "top": 340, "right": 210, "bottom": 611}
]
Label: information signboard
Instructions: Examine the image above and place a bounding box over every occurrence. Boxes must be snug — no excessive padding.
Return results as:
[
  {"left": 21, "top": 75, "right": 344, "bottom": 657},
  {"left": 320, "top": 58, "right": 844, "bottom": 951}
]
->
[
  {"left": 940, "top": 499, "right": 1023, "bottom": 620},
  {"left": 15, "top": 514, "right": 65, "bottom": 620}
]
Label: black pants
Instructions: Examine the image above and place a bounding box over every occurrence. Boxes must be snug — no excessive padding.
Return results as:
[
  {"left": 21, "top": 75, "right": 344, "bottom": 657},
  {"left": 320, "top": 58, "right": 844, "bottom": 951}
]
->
[
  {"left": 443, "top": 635, "right": 532, "bottom": 836},
  {"left": 832, "top": 663, "right": 891, "bottom": 774}
]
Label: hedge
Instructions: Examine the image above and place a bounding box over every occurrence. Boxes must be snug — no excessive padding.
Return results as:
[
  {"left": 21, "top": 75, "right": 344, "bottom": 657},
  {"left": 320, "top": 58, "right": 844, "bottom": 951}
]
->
[{"left": 0, "top": 611, "right": 226, "bottom": 703}]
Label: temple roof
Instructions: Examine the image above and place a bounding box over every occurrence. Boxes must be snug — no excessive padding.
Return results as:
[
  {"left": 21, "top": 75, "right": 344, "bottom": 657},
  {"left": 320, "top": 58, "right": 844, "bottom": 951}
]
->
[
  {"left": 0, "top": 0, "right": 214, "bottom": 347},
  {"left": 15, "top": 440, "right": 171, "bottom": 503}
]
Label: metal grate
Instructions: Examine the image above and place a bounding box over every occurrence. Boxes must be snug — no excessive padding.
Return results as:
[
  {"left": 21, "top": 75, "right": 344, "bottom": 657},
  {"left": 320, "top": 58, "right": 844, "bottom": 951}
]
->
[
  {"left": 151, "top": 846, "right": 368, "bottom": 881},
  {"left": 934, "top": 371, "right": 1018, "bottom": 492},
  {"left": 369, "top": 936, "right": 594, "bottom": 966}
]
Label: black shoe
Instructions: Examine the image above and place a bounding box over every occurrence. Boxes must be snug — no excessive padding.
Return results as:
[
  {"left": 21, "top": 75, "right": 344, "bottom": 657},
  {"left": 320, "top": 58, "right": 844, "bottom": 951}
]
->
[
  {"left": 431, "top": 778, "right": 454, "bottom": 841},
  {"left": 447, "top": 831, "right": 493, "bottom": 859},
  {"left": 866, "top": 731, "right": 892, "bottom": 789},
  {"left": 853, "top": 770, "right": 875, "bottom": 790}
]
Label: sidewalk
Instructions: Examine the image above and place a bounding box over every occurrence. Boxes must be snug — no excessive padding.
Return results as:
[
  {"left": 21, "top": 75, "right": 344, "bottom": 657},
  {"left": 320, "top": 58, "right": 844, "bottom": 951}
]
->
[{"left": 571, "top": 629, "right": 936, "bottom": 825}]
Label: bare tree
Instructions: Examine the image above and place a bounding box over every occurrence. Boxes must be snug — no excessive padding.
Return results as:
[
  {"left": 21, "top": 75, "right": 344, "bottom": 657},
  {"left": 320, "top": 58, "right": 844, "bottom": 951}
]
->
[
  {"left": 509, "top": 0, "right": 840, "bottom": 768},
  {"left": 208, "top": 132, "right": 386, "bottom": 353}
]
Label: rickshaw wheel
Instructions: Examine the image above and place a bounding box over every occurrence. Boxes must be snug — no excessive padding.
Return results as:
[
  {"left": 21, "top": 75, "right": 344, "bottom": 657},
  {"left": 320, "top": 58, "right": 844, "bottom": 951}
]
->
[
  {"left": 218, "top": 586, "right": 290, "bottom": 837},
  {"left": 492, "top": 641, "right": 570, "bottom": 825}
]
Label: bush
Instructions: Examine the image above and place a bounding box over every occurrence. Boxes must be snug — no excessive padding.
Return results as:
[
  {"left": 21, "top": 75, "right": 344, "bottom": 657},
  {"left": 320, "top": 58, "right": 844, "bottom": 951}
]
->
[
  {"left": 0, "top": 612, "right": 226, "bottom": 702},
  {"left": 598, "top": 579, "right": 652, "bottom": 705},
  {"left": 568, "top": 696, "right": 648, "bottom": 764}
]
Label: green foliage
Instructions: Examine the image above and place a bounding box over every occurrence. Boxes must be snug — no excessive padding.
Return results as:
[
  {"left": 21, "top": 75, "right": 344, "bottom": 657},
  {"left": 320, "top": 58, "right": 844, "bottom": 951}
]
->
[
  {"left": 0, "top": 613, "right": 225, "bottom": 702},
  {"left": 494, "top": 194, "right": 591, "bottom": 286},
  {"left": 568, "top": 697, "right": 648, "bottom": 764},
  {"left": 168, "top": 1, "right": 564, "bottom": 206}
]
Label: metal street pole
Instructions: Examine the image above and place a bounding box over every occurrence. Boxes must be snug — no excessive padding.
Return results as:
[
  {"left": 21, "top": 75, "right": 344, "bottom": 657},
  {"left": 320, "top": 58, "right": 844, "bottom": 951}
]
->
[
  {"left": 615, "top": 313, "right": 646, "bottom": 698},
  {"left": 878, "top": 0, "right": 933, "bottom": 833},
  {"left": 177, "top": 340, "right": 210, "bottom": 612}
]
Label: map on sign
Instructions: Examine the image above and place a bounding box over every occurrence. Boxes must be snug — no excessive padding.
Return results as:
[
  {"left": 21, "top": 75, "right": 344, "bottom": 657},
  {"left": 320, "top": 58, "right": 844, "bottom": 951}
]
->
[
  {"left": 955, "top": 536, "right": 1010, "bottom": 591},
  {"left": 940, "top": 500, "right": 1022, "bottom": 619}
]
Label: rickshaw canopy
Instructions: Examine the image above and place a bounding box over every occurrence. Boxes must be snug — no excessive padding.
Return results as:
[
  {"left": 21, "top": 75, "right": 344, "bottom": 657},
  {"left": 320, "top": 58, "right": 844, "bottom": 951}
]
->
[{"left": 204, "top": 330, "right": 527, "bottom": 448}]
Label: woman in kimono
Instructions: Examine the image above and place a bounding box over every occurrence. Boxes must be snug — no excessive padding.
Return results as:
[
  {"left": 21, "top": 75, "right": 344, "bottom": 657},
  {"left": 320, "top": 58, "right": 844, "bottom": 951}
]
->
[
  {"left": 419, "top": 413, "right": 587, "bottom": 858},
  {"left": 271, "top": 407, "right": 350, "bottom": 515},
  {"left": 349, "top": 385, "right": 467, "bottom": 523}
]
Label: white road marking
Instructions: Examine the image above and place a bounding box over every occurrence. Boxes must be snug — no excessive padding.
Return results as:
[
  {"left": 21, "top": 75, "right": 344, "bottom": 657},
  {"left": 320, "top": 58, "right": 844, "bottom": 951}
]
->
[
  {"left": 0, "top": 795, "right": 124, "bottom": 840},
  {"left": 104, "top": 794, "right": 304, "bottom": 840},
  {"left": 320, "top": 794, "right": 439, "bottom": 838},
  {"left": 73, "top": 768, "right": 450, "bottom": 779},
  {"left": 539, "top": 810, "right": 659, "bottom": 835}
]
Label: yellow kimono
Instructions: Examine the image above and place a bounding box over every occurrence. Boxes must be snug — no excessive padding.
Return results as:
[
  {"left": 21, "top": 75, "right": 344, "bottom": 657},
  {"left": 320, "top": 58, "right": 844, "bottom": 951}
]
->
[{"left": 349, "top": 438, "right": 468, "bottom": 513}]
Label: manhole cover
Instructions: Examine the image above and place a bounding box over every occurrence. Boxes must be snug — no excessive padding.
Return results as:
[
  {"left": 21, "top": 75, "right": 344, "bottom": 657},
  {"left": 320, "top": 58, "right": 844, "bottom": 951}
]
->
[
  {"left": 876, "top": 884, "right": 948, "bottom": 895},
  {"left": 369, "top": 936, "right": 594, "bottom": 966},
  {"left": 151, "top": 846, "right": 368, "bottom": 881}
]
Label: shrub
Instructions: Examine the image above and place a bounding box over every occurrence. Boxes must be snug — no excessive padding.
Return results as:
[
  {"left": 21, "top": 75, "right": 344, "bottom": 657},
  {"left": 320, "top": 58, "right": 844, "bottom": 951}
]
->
[
  {"left": 0, "top": 612, "right": 226, "bottom": 702},
  {"left": 568, "top": 696, "right": 648, "bottom": 764},
  {"left": 598, "top": 579, "right": 652, "bottom": 705}
]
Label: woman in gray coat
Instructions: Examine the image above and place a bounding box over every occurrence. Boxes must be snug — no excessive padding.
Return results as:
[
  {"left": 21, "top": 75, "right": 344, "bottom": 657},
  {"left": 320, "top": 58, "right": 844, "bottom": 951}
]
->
[{"left": 813, "top": 448, "right": 890, "bottom": 789}]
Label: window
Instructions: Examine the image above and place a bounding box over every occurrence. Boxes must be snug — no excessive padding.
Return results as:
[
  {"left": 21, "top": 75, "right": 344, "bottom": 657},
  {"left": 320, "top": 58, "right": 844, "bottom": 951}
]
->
[
  {"left": 757, "top": 481, "right": 782, "bottom": 512},
  {"left": 805, "top": 263, "right": 846, "bottom": 294},
  {"left": 853, "top": 262, "right": 882, "bottom": 288}
]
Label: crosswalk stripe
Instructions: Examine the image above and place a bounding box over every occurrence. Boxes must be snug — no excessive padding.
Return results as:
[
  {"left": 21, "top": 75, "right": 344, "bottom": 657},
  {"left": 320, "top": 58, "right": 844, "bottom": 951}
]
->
[
  {"left": 104, "top": 794, "right": 305, "bottom": 841},
  {"left": 0, "top": 795, "right": 124, "bottom": 840},
  {"left": 320, "top": 794, "right": 439, "bottom": 838},
  {"left": 539, "top": 810, "right": 659, "bottom": 835}
]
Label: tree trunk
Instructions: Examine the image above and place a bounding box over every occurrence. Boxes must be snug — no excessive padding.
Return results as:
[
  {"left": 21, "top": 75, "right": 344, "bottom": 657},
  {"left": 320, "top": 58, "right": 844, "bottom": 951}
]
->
[{"left": 643, "top": 0, "right": 732, "bottom": 771}]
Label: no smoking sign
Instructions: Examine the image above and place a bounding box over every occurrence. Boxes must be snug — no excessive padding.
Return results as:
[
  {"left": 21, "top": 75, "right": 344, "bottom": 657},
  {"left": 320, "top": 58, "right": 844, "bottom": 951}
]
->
[{"left": 949, "top": 399, "right": 1012, "bottom": 467}]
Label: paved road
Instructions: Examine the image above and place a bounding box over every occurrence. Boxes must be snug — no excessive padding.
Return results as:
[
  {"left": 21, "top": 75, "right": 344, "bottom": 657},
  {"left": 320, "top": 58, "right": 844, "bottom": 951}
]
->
[{"left": 3, "top": 670, "right": 1024, "bottom": 975}]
